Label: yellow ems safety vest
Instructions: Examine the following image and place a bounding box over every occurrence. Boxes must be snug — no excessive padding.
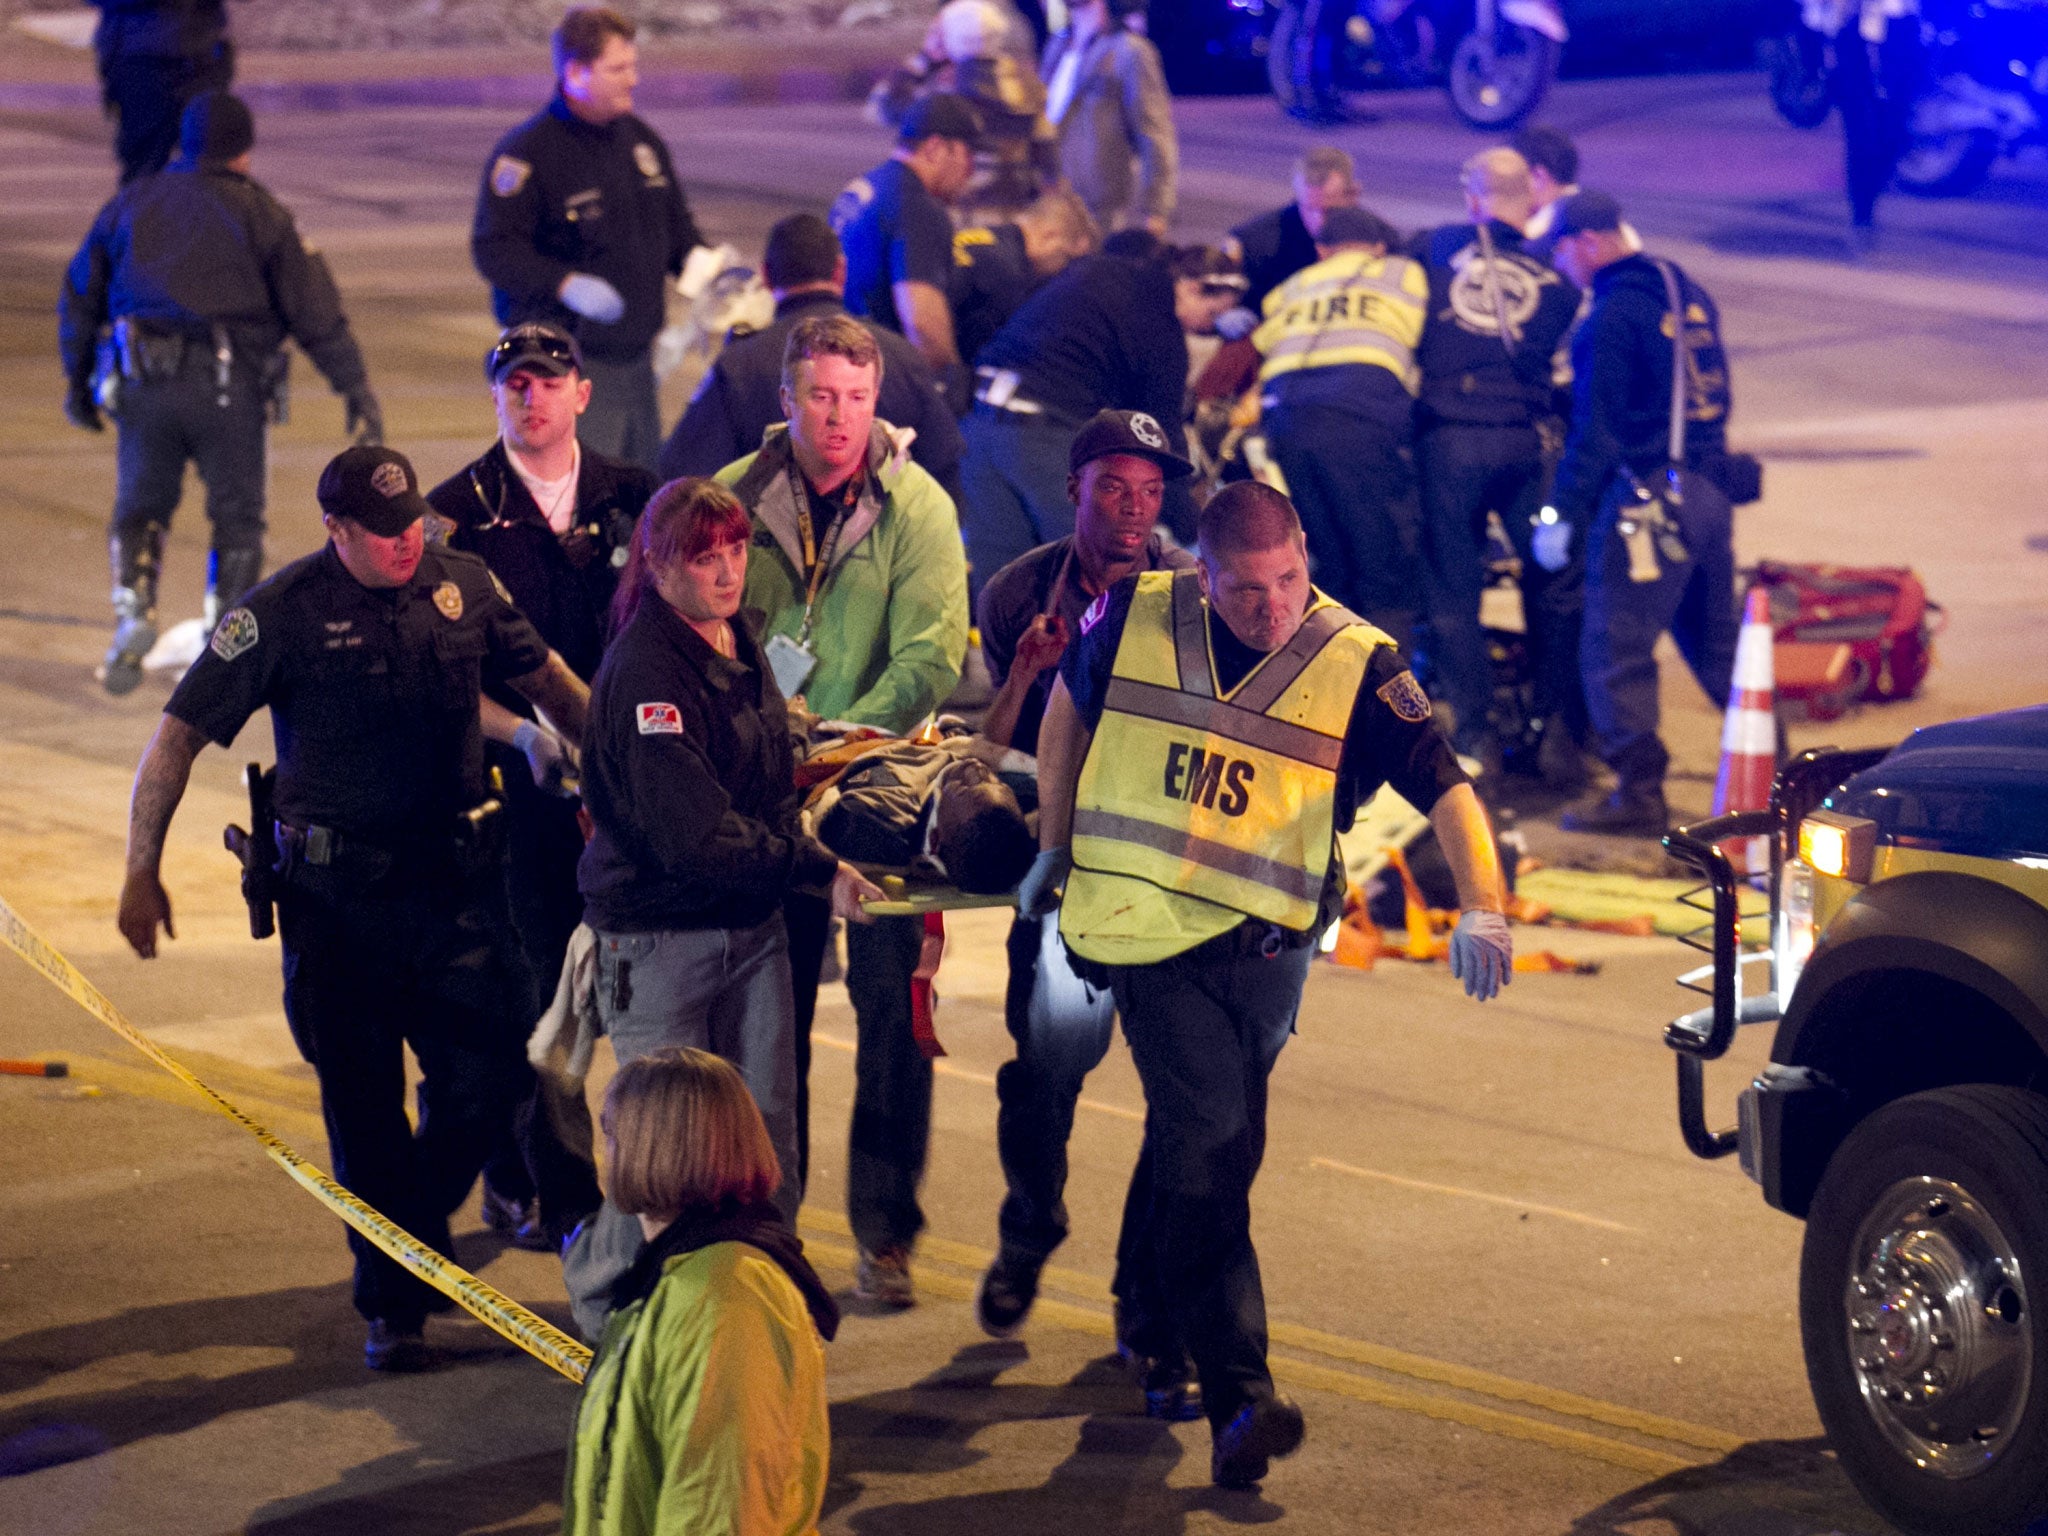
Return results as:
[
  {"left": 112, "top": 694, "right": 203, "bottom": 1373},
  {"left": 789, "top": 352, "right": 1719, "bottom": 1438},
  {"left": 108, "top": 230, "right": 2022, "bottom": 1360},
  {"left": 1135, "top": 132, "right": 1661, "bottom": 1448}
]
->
[
  {"left": 1061, "top": 569, "right": 1390, "bottom": 966},
  {"left": 1252, "top": 250, "right": 1428, "bottom": 394}
]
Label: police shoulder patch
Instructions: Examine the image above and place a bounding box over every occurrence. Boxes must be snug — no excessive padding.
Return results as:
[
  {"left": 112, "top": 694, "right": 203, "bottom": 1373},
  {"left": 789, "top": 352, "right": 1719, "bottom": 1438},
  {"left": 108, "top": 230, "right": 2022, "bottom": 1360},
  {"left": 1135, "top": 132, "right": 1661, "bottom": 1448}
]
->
[
  {"left": 211, "top": 607, "right": 259, "bottom": 662},
  {"left": 1079, "top": 591, "right": 1109, "bottom": 635},
  {"left": 490, "top": 155, "right": 531, "bottom": 198},
  {"left": 637, "top": 702, "right": 683, "bottom": 736},
  {"left": 1375, "top": 669, "right": 1432, "bottom": 723}
]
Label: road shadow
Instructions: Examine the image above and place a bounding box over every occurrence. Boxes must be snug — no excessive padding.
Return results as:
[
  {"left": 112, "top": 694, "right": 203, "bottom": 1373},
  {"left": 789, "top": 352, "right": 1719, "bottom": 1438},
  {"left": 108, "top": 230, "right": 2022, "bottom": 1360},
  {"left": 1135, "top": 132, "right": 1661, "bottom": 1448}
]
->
[
  {"left": 1568, "top": 1435, "right": 1898, "bottom": 1536},
  {"left": 827, "top": 1341, "right": 1286, "bottom": 1534}
]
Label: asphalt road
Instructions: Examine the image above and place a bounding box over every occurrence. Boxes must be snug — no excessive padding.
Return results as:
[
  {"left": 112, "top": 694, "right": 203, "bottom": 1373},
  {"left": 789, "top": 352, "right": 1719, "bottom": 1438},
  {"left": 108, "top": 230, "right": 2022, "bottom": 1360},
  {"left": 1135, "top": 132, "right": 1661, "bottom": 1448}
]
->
[{"left": 2, "top": 66, "right": 2046, "bottom": 1536}]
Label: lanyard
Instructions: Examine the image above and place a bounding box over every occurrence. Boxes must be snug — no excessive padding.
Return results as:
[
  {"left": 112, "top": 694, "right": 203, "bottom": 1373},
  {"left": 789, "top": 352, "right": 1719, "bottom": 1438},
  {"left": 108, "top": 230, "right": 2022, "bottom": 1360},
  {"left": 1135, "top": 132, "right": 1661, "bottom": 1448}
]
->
[{"left": 791, "top": 462, "right": 857, "bottom": 645}]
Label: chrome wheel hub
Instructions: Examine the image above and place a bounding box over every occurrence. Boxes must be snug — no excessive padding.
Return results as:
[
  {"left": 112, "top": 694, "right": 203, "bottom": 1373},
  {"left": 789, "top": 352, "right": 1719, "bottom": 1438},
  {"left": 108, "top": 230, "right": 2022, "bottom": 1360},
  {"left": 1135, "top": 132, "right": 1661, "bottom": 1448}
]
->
[{"left": 1844, "top": 1176, "right": 2032, "bottom": 1478}]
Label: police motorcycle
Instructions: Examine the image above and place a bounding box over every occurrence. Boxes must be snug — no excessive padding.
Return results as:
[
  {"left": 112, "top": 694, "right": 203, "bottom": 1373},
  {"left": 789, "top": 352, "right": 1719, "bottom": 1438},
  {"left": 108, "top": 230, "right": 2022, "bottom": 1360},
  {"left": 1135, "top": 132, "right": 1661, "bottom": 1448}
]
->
[
  {"left": 1764, "top": 0, "right": 2048, "bottom": 196},
  {"left": 1267, "top": 0, "right": 1568, "bottom": 127}
]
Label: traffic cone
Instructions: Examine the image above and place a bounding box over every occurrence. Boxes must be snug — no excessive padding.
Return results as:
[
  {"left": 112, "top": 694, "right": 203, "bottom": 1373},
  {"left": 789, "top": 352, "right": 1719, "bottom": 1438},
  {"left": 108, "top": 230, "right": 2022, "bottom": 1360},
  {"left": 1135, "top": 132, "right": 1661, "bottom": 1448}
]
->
[{"left": 1713, "top": 585, "right": 1778, "bottom": 874}]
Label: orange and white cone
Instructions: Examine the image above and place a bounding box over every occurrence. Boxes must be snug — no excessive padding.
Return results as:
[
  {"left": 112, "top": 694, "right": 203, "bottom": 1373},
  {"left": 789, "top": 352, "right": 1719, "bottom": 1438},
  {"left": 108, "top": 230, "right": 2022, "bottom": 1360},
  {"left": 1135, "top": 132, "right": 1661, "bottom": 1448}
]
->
[{"left": 1713, "top": 585, "right": 1777, "bottom": 874}]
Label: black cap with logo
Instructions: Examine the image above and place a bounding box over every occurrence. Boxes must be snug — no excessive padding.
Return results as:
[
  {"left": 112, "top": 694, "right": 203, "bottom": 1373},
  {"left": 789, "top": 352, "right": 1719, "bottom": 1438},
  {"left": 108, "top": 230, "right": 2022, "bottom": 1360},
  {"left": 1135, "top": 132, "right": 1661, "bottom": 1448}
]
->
[
  {"left": 317, "top": 445, "right": 432, "bottom": 537},
  {"left": 1069, "top": 409, "right": 1195, "bottom": 480},
  {"left": 485, "top": 321, "right": 584, "bottom": 383}
]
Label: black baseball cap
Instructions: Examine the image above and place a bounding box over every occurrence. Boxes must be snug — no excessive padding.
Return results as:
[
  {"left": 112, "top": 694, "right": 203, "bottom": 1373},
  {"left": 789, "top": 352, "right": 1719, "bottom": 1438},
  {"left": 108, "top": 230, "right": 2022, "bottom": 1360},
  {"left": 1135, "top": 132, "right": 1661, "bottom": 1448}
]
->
[
  {"left": 1316, "top": 205, "right": 1400, "bottom": 249},
  {"left": 317, "top": 445, "right": 431, "bottom": 537},
  {"left": 899, "top": 91, "right": 983, "bottom": 146},
  {"left": 1069, "top": 409, "right": 1194, "bottom": 480},
  {"left": 1550, "top": 189, "right": 1625, "bottom": 239},
  {"left": 486, "top": 321, "right": 583, "bottom": 383},
  {"left": 180, "top": 91, "right": 254, "bottom": 164}
]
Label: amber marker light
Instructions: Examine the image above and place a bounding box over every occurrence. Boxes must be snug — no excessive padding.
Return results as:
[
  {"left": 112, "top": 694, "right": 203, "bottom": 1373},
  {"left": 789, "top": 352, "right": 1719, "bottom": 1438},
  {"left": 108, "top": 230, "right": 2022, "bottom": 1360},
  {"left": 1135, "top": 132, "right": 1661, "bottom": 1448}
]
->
[{"left": 1798, "top": 810, "right": 1877, "bottom": 883}]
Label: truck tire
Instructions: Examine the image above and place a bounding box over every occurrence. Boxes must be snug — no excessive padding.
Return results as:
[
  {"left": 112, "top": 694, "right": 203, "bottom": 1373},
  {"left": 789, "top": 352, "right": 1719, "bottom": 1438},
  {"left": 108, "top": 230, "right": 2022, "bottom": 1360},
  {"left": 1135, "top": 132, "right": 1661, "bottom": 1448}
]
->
[{"left": 1800, "top": 1085, "right": 2048, "bottom": 1536}]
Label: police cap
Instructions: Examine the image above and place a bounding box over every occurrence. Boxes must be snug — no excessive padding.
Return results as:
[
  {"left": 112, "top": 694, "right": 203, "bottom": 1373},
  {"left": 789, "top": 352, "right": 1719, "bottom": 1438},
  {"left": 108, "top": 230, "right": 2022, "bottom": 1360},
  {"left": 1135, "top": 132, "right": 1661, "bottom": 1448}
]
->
[
  {"left": 317, "top": 445, "right": 432, "bottom": 537},
  {"left": 1069, "top": 409, "right": 1194, "bottom": 481}
]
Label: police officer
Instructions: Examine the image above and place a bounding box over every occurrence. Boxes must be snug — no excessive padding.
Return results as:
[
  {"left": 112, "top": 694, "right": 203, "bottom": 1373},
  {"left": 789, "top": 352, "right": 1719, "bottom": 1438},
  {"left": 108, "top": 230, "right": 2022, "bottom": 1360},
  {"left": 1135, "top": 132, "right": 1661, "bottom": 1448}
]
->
[
  {"left": 471, "top": 5, "right": 704, "bottom": 471},
  {"left": 1540, "top": 192, "right": 1739, "bottom": 835},
  {"left": 658, "top": 213, "right": 965, "bottom": 505},
  {"left": 59, "top": 91, "right": 383, "bottom": 697},
  {"left": 1411, "top": 148, "right": 1583, "bottom": 780},
  {"left": 972, "top": 410, "right": 1199, "bottom": 1419},
  {"left": 947, "top": 186, "right": 1099, "bottom": 372},
  {"left": 1224, "top": 144, "right": 1361, "bottom": 315},
  {"left": 92, "top": 0, "right": 233, "bottom": 183},
  {"left": 832, "top": 92, "right": 983, "bottom": 388},
  {"left": 1250, "top": 205, "right": 1427, "bottom": 642},
  {"left": 1022, "top": 481, "right": 1513, "bottom": 1487},
  {"left": 424, "top": 321, "right": 655, "bottom": 1248},
  {"left": 116, "top": 445, "right": 593, "bottom": 1372},
  {"left": 959, "top": 237, "right": 1239, "bottom": 598}
]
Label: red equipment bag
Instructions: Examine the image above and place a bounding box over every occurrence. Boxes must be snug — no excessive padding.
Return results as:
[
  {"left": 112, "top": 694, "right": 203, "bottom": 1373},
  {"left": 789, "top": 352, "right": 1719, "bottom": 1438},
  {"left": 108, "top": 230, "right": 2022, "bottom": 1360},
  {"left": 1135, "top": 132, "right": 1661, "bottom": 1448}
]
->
[{"left": 1751, "top": 561, "right": 1944, "bottom": 713}]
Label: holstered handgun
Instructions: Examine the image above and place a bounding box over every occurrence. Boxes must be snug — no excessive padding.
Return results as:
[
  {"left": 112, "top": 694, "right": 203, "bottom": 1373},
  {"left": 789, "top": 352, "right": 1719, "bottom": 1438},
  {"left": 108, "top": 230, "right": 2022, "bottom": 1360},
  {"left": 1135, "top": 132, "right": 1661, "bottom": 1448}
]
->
[{"left": 223, "top": 763, "right": 279, "bottom": 939}]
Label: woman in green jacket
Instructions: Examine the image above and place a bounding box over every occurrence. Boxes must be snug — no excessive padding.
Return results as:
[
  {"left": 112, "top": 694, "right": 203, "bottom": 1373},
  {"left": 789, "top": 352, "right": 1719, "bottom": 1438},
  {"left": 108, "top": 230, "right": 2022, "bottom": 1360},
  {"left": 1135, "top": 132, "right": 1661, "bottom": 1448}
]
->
[{"left": 563, "top": 1048, "right": 839, "bottom": 1536}]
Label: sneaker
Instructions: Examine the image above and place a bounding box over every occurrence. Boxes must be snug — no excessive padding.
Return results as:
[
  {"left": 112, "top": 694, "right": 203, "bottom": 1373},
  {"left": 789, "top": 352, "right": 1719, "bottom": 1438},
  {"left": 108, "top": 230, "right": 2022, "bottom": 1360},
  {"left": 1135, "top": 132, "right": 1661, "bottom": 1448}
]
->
[
  {"left": 975, "top": 1247, "right": 1042, "bottom": 1338},
  {"left": 98, "top": 614, "right": 156, "bottom": 697},
  {"left": 479, "top": 1184, "right": 551, "bottom": 1252},
  {"left": 364, "top": 1319, "right": 431, "bottom": 1373},
  {"left": 855, "top": 1245, "right": 915, "bottom": 1310},
  {"left": 1211, "top": 1393, "right": 1307, "bottom": 1490},
  {"left": 1139, "top": 1361, "right": 1204, "bottom": 1424},
  {"left": 1558, "top": 784, "right": 1668, "bottom": 837}
]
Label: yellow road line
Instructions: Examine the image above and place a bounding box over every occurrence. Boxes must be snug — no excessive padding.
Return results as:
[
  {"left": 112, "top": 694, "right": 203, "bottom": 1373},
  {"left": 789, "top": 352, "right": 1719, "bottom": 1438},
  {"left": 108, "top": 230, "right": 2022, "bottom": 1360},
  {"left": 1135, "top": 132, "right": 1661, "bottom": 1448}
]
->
[
  {"left": 1310, "top": 1155, "right": 1642, "bottom": 1235},
  {"left": 799, "top": 1236, "right": 1697, "bottom": 1476}
]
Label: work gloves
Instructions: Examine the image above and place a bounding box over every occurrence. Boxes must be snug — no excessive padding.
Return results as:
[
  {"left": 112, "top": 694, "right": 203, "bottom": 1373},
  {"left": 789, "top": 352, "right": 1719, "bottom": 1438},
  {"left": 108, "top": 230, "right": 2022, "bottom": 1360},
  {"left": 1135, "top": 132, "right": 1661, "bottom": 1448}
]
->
[
  {"left": 344, "top": 388, "right": 384, "bottom": 447},
  {"left": 1017, "top": 846, "right": 1073, "bottom": 919},
  {"left": 1449, "top": 910, "right": 1513, "bottom": 1001},
  {"left": 558, "top": 272, "right": 626, "bottom": 324}
]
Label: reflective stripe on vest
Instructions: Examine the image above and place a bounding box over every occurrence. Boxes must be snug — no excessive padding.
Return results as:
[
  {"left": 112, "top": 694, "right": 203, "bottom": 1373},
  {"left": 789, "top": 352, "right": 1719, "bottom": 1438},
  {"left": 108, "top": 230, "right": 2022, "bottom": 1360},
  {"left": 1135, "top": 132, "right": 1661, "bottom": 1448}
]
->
[
  {"left": 1253, "top": 251, "right": 1428, "bottom": 393},
  {"left": 1060, "top": 569, "right": 1389, "bottom": 965}
]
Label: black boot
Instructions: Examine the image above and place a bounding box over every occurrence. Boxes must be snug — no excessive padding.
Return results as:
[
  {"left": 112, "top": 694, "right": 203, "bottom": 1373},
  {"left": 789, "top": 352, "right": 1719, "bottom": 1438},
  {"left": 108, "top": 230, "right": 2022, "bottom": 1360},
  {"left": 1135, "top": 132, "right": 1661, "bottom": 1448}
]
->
[
  {"left": 205, "top": 545, "right": 264, "bottom": 628},
  {"left": 1535, "top": 713, "right": 1592, "bottom": 791},
  {"left": 1559, "top": 781, "right": 1668, "bottom": 837},
  {"left": 102, "top": 524, "right": 165, "bottom": 696}
]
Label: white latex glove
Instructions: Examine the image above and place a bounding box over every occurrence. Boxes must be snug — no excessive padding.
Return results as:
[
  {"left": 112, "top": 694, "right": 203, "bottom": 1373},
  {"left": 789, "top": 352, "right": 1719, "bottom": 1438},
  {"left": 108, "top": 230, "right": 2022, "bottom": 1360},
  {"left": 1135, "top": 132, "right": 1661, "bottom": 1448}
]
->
[
  {"left": 558, "top": 272, "right": 625, "bottom": 324},
  {"left": 651, "top": 322, "right": 689, "bottom": 383},
  {"left": 1448, "top": 910, "right": 1513, "bottom": 1001},
  {"left": 676, "top": 242, "right": 742, "bottom": 302},
  {"left": 1531, "top": 514, "right": 1574, "bottom": 573},
  {"left": 512, "top": 719, "right": 576, "bottom": 797}
]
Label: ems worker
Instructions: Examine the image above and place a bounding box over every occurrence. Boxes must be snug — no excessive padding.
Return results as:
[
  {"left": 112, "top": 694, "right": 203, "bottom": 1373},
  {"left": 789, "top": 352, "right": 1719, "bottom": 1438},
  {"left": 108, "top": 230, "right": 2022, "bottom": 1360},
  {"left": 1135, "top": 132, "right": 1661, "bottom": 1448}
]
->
[
  {"left": 471, "top": 5, "right": 704, "bottom": 471},
  {"left": 1540, "top": 192, "right": 1739, "bottom": 836},
  {"left": 116, "top": 445, "right": 593, "bottom": 1372},
  {"left": 659, "top": 213, "right": 965, "bottom": 506},
  {"left": 719, "top": 314, "right": 967, "bottom": 1308},
  {"left": 959, "top": 238, "right": 1239, "bottom": 598},
  {"left": 973, "top": 410, "right": 1198, "bottom": 1418},
  {"left": 424, "top": 321, "right": 655, "bottom": 1249},
  {"left": 1411, "top": 149, "right": 1583, "bottom": 780},
  {"left": 832, "top": 92, "right": 982, "bottom": 389},
  {"left": 1225, "top": 144, "right": 1362, "bottom": 315},
  {"left": 1251, "top": 205, "right": 1427, "bottom": 642},
  {"left": 1022, "top": 480, "right": 1513, "bottom": 1487},
  {"left": 561, "top": 478, "right": 883, "bottom": 1338},
  {"left": 59, "top": 90, "right": 383, "bottom": 697},
  {"left": 947, "top": 186, "right": 1100, "bottom": 373}
]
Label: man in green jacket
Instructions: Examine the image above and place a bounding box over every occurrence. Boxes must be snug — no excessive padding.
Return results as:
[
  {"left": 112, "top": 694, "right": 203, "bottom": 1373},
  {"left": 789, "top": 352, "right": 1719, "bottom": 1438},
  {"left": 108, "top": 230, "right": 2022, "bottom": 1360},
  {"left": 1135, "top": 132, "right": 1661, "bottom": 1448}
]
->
[{"left": 721, "top": 311, "right": 968, "bottom": 1308}]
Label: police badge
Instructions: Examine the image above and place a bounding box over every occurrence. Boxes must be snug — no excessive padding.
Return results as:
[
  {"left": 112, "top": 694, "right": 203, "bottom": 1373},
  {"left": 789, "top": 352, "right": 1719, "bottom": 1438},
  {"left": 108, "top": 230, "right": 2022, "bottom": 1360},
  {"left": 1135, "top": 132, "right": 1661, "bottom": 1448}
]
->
[
  {"left": 433, "top": 581, "right": 464, "bottom": 621},
  {"left": 1375, "top": 669, "right": 1432, "bottom": 723},
  {"left": 632, "top": 142, "right": 664, "bottom": 183},
  {"left": 490, "top": 155, "right": 531, "bottom": 197}
]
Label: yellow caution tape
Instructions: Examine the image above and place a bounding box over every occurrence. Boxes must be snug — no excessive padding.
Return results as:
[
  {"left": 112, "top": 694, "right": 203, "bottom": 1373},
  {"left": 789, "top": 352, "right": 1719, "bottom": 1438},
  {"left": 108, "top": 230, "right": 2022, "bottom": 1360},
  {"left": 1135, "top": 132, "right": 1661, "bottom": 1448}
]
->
[{"left": 0, "top": 893, "right": 592, "bottom": 1384}]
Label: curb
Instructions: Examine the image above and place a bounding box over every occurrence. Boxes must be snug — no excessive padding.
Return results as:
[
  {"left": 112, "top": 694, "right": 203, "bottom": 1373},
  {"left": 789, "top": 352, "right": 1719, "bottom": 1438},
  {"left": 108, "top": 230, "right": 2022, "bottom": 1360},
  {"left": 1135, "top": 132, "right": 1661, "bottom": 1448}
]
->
[{"left": 0, "top": 62, "right": 888, "bottom": 115}]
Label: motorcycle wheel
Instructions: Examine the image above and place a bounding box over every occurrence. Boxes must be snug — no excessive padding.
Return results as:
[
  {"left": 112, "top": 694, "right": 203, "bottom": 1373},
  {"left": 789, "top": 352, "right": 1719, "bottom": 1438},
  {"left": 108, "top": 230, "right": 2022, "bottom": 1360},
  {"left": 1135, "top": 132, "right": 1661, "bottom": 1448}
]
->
[
  {"left": 1446, "top": 21, "right": 1558, "bottom": 130},
  {"left": 1894, "top": 127, "right": 1997, "bottom": 197},
  {"left": 1759, "top": 28, "right": 1834, "bottom": 128}
]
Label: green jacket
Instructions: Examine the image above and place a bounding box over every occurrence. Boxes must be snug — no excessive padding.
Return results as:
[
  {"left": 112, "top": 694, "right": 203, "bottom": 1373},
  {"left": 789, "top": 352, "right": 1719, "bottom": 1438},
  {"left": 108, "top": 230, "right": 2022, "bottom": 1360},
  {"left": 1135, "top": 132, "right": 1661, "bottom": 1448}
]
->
[
  {"left": 723, "top": 422, "right": 967, "bottom": 734},
  {"left": 562, "top": 1242, "right": 829, "bottom": 1536}
]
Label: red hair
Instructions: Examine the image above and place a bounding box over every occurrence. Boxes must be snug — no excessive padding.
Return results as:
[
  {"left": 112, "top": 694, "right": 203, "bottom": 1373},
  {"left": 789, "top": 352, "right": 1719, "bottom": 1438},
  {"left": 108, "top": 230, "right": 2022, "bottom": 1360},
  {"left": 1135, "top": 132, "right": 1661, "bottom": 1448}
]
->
[{"left": 610, "top": 477, "right": 753, "bottom": 636}]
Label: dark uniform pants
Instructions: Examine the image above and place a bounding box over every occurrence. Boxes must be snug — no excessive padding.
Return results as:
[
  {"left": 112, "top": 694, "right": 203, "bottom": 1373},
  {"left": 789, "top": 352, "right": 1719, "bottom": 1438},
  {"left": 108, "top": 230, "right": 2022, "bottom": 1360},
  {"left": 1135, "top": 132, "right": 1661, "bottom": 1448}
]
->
[
  {"left": 1580, "top": 468, "right": 1738, "bottom": 791},
  {"left": 1264, "top": 402, "right": 1423, "bottom": 643},
  {"left": 577, "top": 352, "right": 661, "bottom": 474},
  {"left": 1111, "top": 930, "right": 1314, "bottom": 1432},
  {"left": 101, "top": 42, "right": 233, "bottom": 183},
  {"left": 788, "top": 896, "right": 930, "bottom": 1256},
  {"left": 113, "top": 357, "right": 266, "bottom": 564},
  {"left": 959, "top": 407, "right": 1078, "bottom": 606},
  {"left": 1417, "top": 423, "right": 1585, "bottom": 747},
  {"left": 278, "top": 858, "right": 534, "bottom": 1329}
]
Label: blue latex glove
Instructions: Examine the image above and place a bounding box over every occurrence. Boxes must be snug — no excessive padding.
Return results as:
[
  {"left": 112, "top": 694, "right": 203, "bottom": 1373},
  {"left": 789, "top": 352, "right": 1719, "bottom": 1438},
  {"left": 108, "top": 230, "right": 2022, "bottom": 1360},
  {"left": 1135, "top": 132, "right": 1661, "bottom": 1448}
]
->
[
  {"left": 1449, "top": 910, "right": 1513, "bottom": 1001},
  {"left": 1017, "top": 846, "right": 1073, "bottom": 919},
  {"left": 1530, "top": 516, "right": 1573, "bottom": 573},
  {"left": 1214, "top": 305, "right": 1259, "bottom": 342},
  {"left": 559, "top": 271, "right": 626, "bottom": 324}
]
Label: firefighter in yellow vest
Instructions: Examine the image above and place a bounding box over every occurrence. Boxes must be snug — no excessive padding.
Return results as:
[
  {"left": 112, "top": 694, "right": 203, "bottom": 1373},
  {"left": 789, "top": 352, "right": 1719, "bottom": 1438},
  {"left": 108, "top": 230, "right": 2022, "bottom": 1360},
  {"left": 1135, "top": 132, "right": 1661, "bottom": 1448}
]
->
[
  {"left": 1018, "top": 481, "right": 1513, "bottom": 1490},
  {"left": 1251, "top": 204, "right": 1427, "bottom": 643}
]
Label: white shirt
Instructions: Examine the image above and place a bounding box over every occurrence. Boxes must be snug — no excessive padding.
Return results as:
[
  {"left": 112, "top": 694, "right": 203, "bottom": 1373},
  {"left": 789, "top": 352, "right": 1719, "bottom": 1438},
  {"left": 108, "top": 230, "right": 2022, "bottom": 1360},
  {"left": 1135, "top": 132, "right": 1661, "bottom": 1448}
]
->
[{"left": 507, "top": 439, "right": 581, "bottom": 534}]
